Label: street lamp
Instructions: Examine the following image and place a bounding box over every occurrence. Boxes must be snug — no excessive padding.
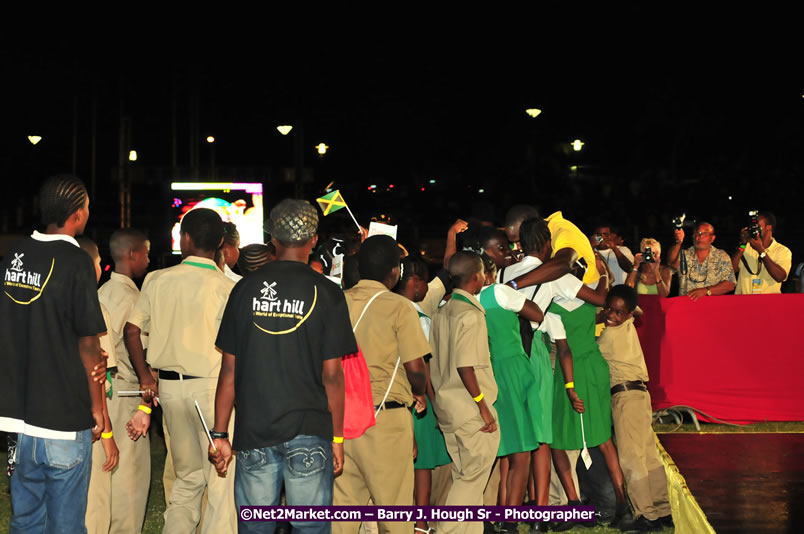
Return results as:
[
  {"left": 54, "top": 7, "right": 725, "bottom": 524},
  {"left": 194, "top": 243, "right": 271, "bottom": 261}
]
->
[
  {"left": 525, "top": 109, "right": 542, "bottom": 118},
  {"left": 316, "top": 143, "right": 329, "bottom": 155},
  {"left": 28, "top": 135, "right": 42, "bottom": 145},
  {"left": 206, "top": 136, "right": 215, "bottom": 143},
  {"left": 572, "top": 139, "right": 584, "bottom": 152},
  {"left": 277, "top": 125, "right": 293, "bottom": 136},
  {"left": 128, "top": 150, "right": 138, "bottom": 161}
]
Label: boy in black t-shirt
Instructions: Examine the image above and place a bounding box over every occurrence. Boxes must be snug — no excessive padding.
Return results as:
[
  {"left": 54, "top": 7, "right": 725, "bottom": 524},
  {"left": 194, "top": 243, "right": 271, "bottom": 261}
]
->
[
  {"left": 0, "top": 175, "right": 107, "bottom": 533},
  {"left": 211, "top": 199, "right": 356, "bottom": 534}
]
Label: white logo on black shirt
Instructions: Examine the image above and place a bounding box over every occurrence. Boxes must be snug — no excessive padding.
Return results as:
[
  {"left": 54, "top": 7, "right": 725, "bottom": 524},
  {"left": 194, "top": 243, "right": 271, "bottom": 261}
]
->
[
  {"left": 260, "top": 281, "right": 278, "bottom": 301},
  {"left": 10, "top": 253, "right": 24, "bottom": 272}
]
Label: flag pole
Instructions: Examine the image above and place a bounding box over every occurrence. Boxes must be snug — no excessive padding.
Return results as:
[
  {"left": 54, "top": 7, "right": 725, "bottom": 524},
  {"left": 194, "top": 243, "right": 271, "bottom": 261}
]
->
[{"left": 344, "top": 204, "right": 362, "bottom": 233}]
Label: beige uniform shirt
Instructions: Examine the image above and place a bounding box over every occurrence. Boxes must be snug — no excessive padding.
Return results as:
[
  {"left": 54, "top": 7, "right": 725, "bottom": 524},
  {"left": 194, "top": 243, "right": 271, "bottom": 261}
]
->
[
  {"left": 99, "top": 303, "right": 117, "bottom": 368},
  {"left": 597, "top": 317, "right": 648, "bottom": 387},
  {"left": 345, "top": 279, "right": 431, "bottom": 406},
  {"left": 429, "top": 289, "right": 497, "bottom": 433},
  {"left": 736, "top": 239, "right": 792, "bottom": 295},
  {"left": 98, "top": 272, "right": 141, "bottom": 382},
  {"left": 127, "top": 256, "right": 235, "bottom": 378}
]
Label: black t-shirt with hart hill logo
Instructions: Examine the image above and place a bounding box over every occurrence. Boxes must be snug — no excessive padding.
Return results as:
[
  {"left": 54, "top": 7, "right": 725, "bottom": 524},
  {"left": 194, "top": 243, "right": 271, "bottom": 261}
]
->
[
  {"left": 0, "top": 236, "right": 106, "bottom": 433},
  {"left": 216, "top": 260, "right": 357, "bottom": 451}
]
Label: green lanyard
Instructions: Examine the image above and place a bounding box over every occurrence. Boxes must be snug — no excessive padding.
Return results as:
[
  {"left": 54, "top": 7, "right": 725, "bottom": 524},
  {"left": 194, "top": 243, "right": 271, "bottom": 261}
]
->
[
  {"left": 182, "top": 260, "right": 218, "bottom": 271},
  {"left": 451, "top": 292, "right": 483, "bottom": 312}
]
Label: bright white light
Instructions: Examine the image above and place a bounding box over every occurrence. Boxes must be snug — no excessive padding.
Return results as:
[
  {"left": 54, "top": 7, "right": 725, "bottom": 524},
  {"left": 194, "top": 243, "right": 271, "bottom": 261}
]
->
[
  {"left": 429, "top": 179, "right": 436, "bottom": 184},
  {"left": 478, "top": 189, "right": 485, "bottom": 193},
  {"left": 316, "top": 143, "right": 329, "bottom": 155},
  {"left": 728, "top": 196, "right": 733, "bottom": 200},
  {"left": 129, "top": 150, "right": 138, "bottom": 161},
  {"left": 28, "top": 135, "right": 42, "bottom": 145},
  {"left": 572, "top": 139, "right": 584, "bottom": 152},
  {"left": 525, "top": 109, "right": 542, "bottom": 118},
  {"left": 277, "top": 125, "right": 293, "bottom": 135},
  {"left": 206, "top": 136, "right": 215, "bottom": 143}
]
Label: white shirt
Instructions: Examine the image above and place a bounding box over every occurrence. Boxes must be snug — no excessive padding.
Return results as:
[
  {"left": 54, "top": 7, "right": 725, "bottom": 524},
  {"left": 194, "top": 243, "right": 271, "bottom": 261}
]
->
[
  {"left": 597, "top": 246, "right": 634, "bottom": 286},
  {"left": 498, "top": 256, "right": 583, "bottom": 340}
]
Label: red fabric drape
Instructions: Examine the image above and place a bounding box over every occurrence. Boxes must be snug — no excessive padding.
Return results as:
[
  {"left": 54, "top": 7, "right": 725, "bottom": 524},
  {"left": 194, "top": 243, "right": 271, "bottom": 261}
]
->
[{"left": 635, "top": 294, "right": 804, "bottom": 424}]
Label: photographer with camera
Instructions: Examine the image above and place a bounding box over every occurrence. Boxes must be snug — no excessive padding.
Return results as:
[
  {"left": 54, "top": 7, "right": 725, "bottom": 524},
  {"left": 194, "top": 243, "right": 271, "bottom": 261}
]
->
[
  {"left": 731, "top": 211, "right": 791, "bottom": 294},
  {"left": 591, "top": 224, "right": 634, "bottom": 286},
  {"left": 668, "top": 221, "right": 735, "bottom": 301},
  {"left": 626, "top": 238, "right": 673, "bottom": 297}
]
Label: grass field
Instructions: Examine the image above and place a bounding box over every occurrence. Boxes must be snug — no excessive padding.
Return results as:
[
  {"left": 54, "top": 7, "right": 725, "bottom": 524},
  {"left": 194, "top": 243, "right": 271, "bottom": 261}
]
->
[{"left": 2, "top": 421, "right": 800, "bottom": 533}]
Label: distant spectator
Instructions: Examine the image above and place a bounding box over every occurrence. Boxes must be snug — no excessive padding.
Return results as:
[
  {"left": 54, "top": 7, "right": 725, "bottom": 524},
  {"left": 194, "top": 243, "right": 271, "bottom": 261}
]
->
[
  {"left": 667, "top": 221, "right": 735, "bottom": 301},
  {"left": 591, "top": 224, "right": 633, "bottom": 286},
  {"left": 626, "top": 238, "right": 673, "bottom": 297},
  {"left": 731, "top": 211, "right": 792, "bottom": 294}
]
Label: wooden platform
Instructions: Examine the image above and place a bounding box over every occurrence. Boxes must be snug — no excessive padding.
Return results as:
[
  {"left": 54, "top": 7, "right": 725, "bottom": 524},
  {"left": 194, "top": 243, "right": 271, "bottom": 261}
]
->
[{"left": 659, "top": 433, "right": 804, "bottom": 533}]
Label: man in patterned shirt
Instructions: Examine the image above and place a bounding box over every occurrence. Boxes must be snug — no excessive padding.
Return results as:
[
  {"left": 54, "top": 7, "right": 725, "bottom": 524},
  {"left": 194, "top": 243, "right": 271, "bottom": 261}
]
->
[{"left": 667, "top": 221, "right": 735, "bottom": 300}]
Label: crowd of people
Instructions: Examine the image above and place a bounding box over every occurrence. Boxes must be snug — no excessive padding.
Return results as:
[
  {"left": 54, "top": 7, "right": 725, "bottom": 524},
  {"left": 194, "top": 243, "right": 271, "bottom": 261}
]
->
[{"left": 0, "top": 174, "right": 796, "bottom": 534}]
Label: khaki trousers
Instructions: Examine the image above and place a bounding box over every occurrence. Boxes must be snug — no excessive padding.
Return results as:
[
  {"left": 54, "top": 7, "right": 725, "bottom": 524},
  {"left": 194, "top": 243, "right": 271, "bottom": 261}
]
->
[
  {"left": 86, "top": 438, "right": 112, "bottom": 534},
  {"left": 611, "top": 390, "right": 670, "bottom": 520},
  {"left": 160, "top": 377, "right": 236, "bottom": 534},
  {"left": 333, "top": 407, "right": 415, "bottom": 534},
  {"left": 108, "top": 376, "right": 150, "bottom": 534},
  {"left": 441, "top": 413, "right": 500, "bottom": 534}
]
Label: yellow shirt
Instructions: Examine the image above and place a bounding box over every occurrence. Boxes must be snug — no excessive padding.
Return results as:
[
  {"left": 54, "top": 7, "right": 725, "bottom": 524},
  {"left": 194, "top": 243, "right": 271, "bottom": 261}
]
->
[
  {"left": 127, "top": 256, "right": 235, "bottom": 378},
  {"left": 545, "top": 211, "right": 600, "bottom": 284},
  {"left": 736, "top": 239, "right": 792, "bottom": 295},
  {"left": 345, "top": 279, "right": 431, "bottom": 406},
  {"left": 429, "top": 289, "right": 497, "bottom": 433}
]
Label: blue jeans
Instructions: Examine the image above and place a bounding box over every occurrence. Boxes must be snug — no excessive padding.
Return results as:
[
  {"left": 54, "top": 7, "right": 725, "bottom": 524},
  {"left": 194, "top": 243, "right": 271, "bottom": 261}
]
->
[
  {"left": 235, "top": 434, "right": 333, "bottom": 534},
  {"left": 10, "top": 429, "right": 93, "bottom": 534}
]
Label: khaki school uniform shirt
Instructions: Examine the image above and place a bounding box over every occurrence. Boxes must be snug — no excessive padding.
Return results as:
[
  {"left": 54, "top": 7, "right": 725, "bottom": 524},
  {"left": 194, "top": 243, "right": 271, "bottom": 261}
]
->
[
  {"left": 98, "top": 272, "right": 141, "bottom": 382},
  {"left": 429, "top": 289, "right": 497, "bottom": 433},
  {"left": 345, "top": 279, "right": 431, "bottom": 406},
  {"left": 597, "top": 317, "right": 648, "bottom": 387},
  {"left": 127, "top": 256, "right": 235, "bottom": 378}
]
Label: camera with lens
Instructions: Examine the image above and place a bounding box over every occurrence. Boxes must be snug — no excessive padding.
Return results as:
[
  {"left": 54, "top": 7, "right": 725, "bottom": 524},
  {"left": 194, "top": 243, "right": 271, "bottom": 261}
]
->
[
  {"left": 748, "top": 210, "right": 761, "bottom": 240},
  {"left": 642, "top": 247, "right": 655, "bottom": 263},
  {"left": 593, "top": 234, "right": 604, "bottom": 245},
  {"left": 672, "top": 213, "right": 686, "bottom": 229}
]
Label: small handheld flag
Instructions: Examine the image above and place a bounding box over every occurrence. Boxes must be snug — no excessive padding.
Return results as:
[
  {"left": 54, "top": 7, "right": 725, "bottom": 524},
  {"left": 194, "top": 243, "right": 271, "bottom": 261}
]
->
[{"left": 316, "top": 190, "right": 361, "bottom": 232}]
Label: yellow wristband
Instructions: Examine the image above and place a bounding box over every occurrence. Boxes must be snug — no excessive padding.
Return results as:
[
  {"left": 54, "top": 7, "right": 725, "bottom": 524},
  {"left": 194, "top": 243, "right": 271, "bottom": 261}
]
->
[
  {"left": 138, "top": 404, "right": 152, "bottom": 414},
  {"left": 101, "top": 431, "right": 113, "bottom": 439},
  {"left": 473, "top": 392, "right": 484, "bottom": 402},
  {"left": 565, "top": 382, "right": 575, "bottom": 389},
  {"left": 332, "top": 436, "right": 344, "bottom": 444}
]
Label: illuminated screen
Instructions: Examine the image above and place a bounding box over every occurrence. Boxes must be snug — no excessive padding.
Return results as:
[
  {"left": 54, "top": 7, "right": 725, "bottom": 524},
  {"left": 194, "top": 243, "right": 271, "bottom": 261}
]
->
[{"left": 170, "top": 182, "right": 264, "bottom": 254}]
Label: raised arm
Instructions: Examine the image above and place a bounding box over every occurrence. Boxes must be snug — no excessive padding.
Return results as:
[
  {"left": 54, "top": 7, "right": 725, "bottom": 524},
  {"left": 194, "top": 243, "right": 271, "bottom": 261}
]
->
[
  {"left": 443, "top": 219, "right": 469, "bottom": 269},
  {"left": 667, "top": 229, "right": 684, "bottom": 271}
]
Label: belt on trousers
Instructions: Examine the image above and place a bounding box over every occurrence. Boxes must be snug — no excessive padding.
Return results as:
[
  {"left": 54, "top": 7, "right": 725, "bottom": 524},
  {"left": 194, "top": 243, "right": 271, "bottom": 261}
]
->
[
  {"left": 610, "top": 380, "right": 648, "bottom": 396},
  {"left": 158, "top": 370, "right": 201, "bottom": 380},
  {"left": 374, "top": 401, "right": 407, "bottom": 411},
  {"left": 107, "top": 366, "right": 118, "bottom": 378}
]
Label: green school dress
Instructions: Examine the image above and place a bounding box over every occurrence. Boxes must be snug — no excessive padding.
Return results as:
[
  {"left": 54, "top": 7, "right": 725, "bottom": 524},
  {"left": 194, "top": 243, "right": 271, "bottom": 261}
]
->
[
  {"left": 548, "top": 301, "right": 612, "bottom": 450},
  {"left": 479, "top": 285, "right": 548, "bottom": 456},
  {"left": 412, "top": 308, "right": 452, "bottom": 470}
]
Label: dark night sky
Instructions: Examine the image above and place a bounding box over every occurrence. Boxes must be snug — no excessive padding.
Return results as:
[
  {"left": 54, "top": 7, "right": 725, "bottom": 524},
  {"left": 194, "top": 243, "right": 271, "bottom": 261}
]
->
[{"left": 3, "top": 45, "right": 803, "bottom": 267}]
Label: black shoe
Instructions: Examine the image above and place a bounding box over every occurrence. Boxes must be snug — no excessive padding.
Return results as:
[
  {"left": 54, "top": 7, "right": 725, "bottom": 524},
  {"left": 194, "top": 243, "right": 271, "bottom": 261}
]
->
[
  {"left": 618, "top": 516, "right": 661, "bottom": 532},
  {"left": 484, "top": 522, "right": 500, "bottom": 534},
  {"left": 657, "top": 514, "right": 674, "bottom": 528},
  {"left": 608, "top": 503, "right": 633, "bottom": 529},
  {"left": 275, "top": 522, "right": 292, "bottom": 534},
  {"left": 498, "top": 522, "right": 519, "bottom": 534}
]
